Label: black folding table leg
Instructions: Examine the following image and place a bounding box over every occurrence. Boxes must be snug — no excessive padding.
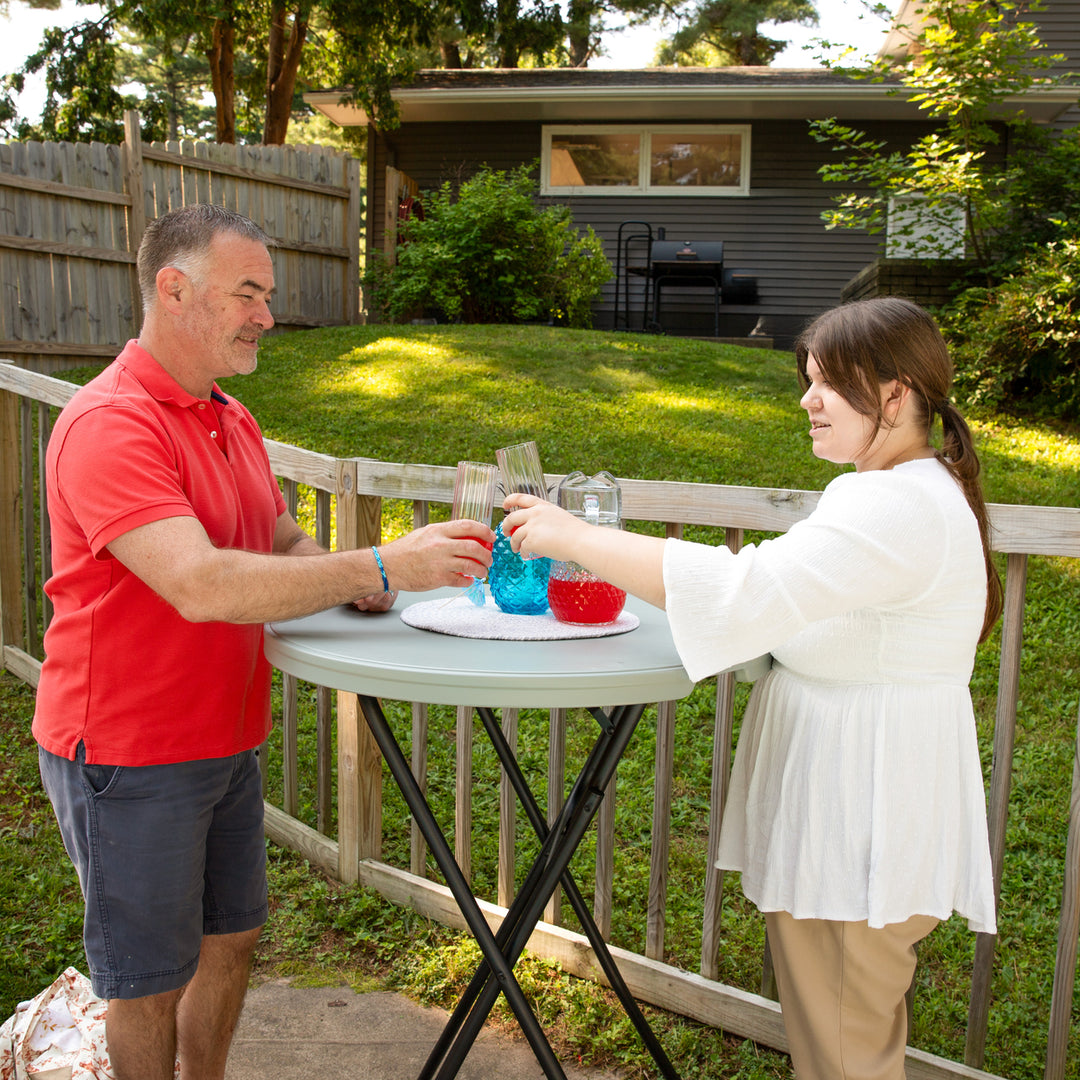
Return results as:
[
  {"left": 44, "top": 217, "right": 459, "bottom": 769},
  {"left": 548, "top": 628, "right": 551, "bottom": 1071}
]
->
[
  {"left": 422, "top": 708, "right": 629, "bottom": 1080},
  {"left": 417, "top": 802, "right": 572, "bottom": 1080},
  {"left": 434, "top": 704, "right": 680, "bottom": 1080},
  {"left": 434, "top": 776, "right": 610, "bottom": 1080},
  {"left": 355, "top": 694, "right": 569, "bottom": 1080},
  {"left": 473, "top": 706, "right": 681, "bottom": 1080}
]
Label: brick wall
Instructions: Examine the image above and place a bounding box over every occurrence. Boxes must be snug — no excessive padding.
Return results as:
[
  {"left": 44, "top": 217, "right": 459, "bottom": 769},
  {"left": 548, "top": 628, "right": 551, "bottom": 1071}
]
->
[{"left": 841, "top": 258, "right": 974, "bottom": 307}]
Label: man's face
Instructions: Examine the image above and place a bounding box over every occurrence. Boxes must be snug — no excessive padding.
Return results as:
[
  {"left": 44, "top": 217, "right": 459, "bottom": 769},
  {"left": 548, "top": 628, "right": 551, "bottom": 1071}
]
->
[{"left": 184, "top": 233, "right": 276, "bottom": 381}]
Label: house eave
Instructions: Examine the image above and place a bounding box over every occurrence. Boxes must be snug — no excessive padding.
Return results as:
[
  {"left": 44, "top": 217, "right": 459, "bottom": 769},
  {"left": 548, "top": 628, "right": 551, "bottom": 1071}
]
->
[{"left": 305, "top": 76, "right": 1077, "bottom": 127}]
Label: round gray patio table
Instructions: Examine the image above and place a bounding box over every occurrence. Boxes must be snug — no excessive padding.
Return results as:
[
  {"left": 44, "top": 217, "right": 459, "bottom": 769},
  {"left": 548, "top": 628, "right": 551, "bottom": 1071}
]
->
[
  {"left": 264, "top": 588, "right": 767, "bottom": 1080},
  {"left": 263, "top": 587, "right": 702, "bottom": 708}
]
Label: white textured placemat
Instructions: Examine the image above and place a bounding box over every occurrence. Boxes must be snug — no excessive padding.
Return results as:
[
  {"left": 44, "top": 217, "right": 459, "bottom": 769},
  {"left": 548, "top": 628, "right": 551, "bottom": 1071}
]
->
[{"left": 401, "top": 590, "right": 639, "bottom": 640}]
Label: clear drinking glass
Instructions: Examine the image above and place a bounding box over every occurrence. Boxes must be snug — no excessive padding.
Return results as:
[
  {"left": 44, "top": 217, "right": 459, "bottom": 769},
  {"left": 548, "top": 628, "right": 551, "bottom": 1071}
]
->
[
  {"left": 495, "top": 440, "right": 547, "bottom": 500},
  {"left": 451, "top": 461, "right": 497, "bottom": 605},
  {"left": 452, "top": 460, "right": 498, "bottom": 526},
  {"left": 491, "top": 441, "right": 551, "bottom": 613},
  {"left": 497, "top": 439, "right": 549, "bottom": 564}
]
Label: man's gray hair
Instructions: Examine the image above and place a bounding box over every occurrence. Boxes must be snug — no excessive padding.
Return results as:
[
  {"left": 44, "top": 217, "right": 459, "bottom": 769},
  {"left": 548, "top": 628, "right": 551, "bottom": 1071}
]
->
[{"left": 137, "top": 204, "right": 274, "bottom": 310}]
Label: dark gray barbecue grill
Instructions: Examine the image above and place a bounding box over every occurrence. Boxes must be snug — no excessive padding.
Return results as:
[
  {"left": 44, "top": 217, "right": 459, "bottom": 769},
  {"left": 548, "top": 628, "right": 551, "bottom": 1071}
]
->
[
  {"left": 613, "top": 225, "right": 760, "bottom": 337},
  {"left": 649, "top": 240, "right": 730, "bottom": 337}
]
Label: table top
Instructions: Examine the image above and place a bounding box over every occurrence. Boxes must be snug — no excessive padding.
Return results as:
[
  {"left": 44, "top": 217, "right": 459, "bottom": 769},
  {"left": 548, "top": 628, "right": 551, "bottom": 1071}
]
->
[{"left": 264, "top": 587, "right": 718, "bottom": 708}]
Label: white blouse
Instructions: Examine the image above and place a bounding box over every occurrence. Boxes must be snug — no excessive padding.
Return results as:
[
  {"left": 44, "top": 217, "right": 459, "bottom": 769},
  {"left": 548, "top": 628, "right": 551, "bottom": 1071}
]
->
[{"left": 662, "top": 458, "right": 996, "bottom": 932}]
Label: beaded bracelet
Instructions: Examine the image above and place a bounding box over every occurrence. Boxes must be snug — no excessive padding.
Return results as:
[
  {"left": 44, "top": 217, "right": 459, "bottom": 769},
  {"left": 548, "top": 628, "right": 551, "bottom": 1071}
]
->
[{"left": 371, "top": 546, "right": 390, "bottom": 593}]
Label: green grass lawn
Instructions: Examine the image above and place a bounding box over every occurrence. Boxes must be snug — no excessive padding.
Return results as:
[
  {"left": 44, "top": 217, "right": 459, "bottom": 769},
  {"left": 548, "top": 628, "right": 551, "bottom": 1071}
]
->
[{"left": 3, "top": 324, "right": 1079, "bottom": 1078}]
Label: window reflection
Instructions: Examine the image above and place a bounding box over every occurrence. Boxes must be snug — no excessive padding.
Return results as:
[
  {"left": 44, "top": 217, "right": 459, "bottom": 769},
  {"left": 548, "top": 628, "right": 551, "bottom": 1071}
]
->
[
  {"left": 549, "top": 134, "right": 640, "bottom": 188},
  {"left": 650, "top": 134, "right": 742, "bottom": 188},
  {"left": 543, "top": 126, "right": 749, "bottom": 195}
]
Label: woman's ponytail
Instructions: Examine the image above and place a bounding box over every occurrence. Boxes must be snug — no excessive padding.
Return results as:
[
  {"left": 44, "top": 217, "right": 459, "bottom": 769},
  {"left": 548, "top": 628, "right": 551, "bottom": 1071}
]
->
[{"left": 937, "top": 400, "right": 1003, "bottom": 643}]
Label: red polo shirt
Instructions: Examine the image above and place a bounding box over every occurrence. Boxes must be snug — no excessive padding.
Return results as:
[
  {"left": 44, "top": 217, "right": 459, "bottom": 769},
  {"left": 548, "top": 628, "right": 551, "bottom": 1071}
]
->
[{"left": 33, "top": 341, "right": 287, "bottom": 765}]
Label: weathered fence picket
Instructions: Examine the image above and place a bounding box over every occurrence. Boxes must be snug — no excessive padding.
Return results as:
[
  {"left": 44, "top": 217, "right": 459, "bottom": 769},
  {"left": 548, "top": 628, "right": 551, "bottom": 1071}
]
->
[{"left": 0, "top": 112, "right": 361, "bottom": 372}]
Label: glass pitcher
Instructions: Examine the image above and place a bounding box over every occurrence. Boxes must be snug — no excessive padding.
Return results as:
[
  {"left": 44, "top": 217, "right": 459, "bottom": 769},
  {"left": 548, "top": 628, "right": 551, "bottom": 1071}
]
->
[{"left": 547, "top": 471, "right": 627, "bottom": 625}]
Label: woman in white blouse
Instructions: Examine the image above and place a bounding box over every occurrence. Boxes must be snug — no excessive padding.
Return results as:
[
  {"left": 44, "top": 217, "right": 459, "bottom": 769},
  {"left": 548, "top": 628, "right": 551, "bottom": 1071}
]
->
[{"left": 503, "top": 296, "right": 1002, "bottom": 1080}]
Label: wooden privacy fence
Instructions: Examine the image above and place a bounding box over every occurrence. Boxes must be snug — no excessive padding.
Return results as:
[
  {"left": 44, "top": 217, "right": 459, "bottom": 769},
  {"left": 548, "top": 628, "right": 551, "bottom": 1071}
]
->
[
  {"left": 0, "top": 110, "right": 361, "bottom": 372},
  {"left": 3, "top": 361, "right": 1080, "bottom": 1079}
]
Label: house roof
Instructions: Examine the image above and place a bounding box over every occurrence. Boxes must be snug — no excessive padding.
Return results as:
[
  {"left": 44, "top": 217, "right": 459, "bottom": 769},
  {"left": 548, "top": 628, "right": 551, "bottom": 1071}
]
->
[{"left": 305, "top": 65, "right": 1078, "bottom": 127}]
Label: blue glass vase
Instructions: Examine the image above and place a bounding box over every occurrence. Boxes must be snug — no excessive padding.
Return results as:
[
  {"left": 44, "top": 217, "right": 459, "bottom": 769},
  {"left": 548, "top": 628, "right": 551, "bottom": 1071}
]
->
[{"left": 489, "top": 521, "right": 551, "bottom": 615}]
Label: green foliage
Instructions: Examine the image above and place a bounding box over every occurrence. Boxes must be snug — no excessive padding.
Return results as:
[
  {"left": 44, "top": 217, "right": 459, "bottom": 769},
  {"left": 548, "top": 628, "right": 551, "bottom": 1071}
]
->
[
  {"left": 0, "top": 676, "right": 85, "bottom": 1012},
  {"left": 364, "top": 165, "right": 612, "bottom": 329},
  {"left": 942, "top": 239, "right": 1080, "bottom": 417},
  {"left": 813, "top": 0, "right": 1080, "bottom": 415},
  {"left": 3, "top": 1, "right": 262, "bottom": 145},
  {"left": 810, "top": 0, "right": 1066, "bottom": 268},
  {"left": 992, "top": 126, "right": 1080, "bottom": 269},
  {"left": 655, "top": 0, "right": 818, "bottom": 66},
  {"left": 2, "top": 0, "right": 582, "bottom": 144},
  {"left": 8, "top": 13, "right": 171, "bottom": 143},
  {"left": 112, "top": 24, "right": 218, "bottom": 142}
]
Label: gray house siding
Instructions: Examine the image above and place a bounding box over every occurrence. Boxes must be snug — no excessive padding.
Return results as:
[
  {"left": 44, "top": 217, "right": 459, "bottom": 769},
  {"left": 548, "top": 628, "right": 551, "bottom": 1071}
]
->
[
  {"left": 1036, "top": 0, "right": 1080, "bottom": 129},
  {"left": 370, "top": 118, "right": 947, "bottom": 347},
  {"left": 1035, "top": 0, "right": 1080, "bottom": 72}
]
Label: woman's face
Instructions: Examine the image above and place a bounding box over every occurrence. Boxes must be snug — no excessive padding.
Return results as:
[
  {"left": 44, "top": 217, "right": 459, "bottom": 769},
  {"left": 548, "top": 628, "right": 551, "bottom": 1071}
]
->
[{"left": 800, "top": 353, "right": 890, "bottom": 472}]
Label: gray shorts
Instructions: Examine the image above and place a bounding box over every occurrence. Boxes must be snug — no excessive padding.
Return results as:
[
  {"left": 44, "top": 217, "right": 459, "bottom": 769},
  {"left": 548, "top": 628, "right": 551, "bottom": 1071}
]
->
[{"left": 38, "top": 744, "right": 268, "bottom": 1001}]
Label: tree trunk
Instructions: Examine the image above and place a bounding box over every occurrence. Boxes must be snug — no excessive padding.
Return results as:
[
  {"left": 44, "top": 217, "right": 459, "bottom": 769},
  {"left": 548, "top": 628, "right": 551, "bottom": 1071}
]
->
[
  {"left": 566, "top": 0, "right": 594, "bottom": 67},
  {"left": 264, "top": 0, "right": 310, "bottom": 144},
  {"left": 567, "top": 27, "right": 591, "bottom": 66},
  {"left": 736, "top": 35, "right": 764, "bottom": 65},
  {"left": 208, "top": 14, "right": 236, "bottom": 144},
  {"left": 165, "top": 60, "right": 180, "bottom": 141},
  {"left": 440, "top": 40, "right": 463, "bottom": 67}
]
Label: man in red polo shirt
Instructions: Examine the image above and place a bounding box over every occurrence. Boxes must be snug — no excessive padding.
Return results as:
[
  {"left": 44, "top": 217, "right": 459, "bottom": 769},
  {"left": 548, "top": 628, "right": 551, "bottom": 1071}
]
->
[{"left": 33, "top": 204, "right": 494, "bottom": 1080}]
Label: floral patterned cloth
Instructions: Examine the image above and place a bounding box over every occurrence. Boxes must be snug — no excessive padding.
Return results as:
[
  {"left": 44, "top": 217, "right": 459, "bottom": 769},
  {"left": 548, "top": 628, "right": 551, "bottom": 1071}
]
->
[{"left": 0, "top": 968, "right": 113, "bottom": 1080}]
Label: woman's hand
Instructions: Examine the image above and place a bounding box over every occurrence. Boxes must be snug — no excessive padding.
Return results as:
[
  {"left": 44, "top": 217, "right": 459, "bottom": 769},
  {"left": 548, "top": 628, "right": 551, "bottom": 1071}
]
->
[
  {"left": 502, "top": 494, "right": 586, "bottom": 562},
  {"left": 504, "top": 493, "right": 669, "bottom": 609}
]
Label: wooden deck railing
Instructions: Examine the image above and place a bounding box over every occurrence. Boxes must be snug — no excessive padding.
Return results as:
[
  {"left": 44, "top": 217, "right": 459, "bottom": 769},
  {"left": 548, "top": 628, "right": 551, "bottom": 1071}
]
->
[{"left": 3, "top": 361, "right": 1080, "bottom": 1080}]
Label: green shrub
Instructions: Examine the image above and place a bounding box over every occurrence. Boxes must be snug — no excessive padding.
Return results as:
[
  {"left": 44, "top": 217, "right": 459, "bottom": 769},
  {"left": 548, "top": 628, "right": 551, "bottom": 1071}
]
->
[
  {"left": 364, "top": 163, "right": 612, "bottom": 328},
  {"left": 943, "top": 238, "right": 1080, "bottom": 416}
]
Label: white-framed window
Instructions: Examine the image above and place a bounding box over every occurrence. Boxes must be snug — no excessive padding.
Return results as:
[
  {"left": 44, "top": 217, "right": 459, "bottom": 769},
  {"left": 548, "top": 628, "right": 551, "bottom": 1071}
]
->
[
  {"left": 541, "top": 125, "right": 751, "bottom": 197},
  {"left": 886, "top": 194, "right": 966, "bottom": 259}
]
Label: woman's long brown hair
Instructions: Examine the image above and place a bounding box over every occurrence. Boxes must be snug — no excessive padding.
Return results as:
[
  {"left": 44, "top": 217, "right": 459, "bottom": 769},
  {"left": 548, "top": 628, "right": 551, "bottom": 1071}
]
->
[{"left": 795, "top": 296, "right": 1003, "bottom": 642}]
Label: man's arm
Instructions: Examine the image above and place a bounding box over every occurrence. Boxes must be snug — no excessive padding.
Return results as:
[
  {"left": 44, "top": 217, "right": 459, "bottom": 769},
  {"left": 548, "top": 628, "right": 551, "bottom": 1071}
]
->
[
  {"left": 272, "top": 511, "right": 397, "bottom": 613},
  {"left": 106, "top": 513, "right": 494, "bottom": 624},
  {"left": 273, "top": 511, "right": 325, "bottom": 558}
]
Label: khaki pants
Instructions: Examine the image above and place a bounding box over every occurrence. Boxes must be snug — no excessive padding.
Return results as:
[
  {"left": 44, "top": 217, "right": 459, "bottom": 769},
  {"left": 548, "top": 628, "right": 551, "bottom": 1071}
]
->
[{"left": 764, "top": 911, "right": 940, "bottom": 1080}]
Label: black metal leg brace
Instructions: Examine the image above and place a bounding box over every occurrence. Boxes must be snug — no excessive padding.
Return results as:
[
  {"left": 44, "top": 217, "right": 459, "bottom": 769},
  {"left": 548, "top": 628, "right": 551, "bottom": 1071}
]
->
[{"left": 472, "top": 706, "right": 681, "bottom": 1080}]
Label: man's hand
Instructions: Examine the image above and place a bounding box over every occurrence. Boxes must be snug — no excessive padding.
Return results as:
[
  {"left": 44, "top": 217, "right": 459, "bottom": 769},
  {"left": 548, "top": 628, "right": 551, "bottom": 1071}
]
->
[
  {"left": 378, "top": 519, "right": 495, "bottom": 593},
  {"left": 106, "top": 515, "right": 496, "bottom": 625},
  {"left": 352, "top": 590, "right": 398, "bottom": 613}
]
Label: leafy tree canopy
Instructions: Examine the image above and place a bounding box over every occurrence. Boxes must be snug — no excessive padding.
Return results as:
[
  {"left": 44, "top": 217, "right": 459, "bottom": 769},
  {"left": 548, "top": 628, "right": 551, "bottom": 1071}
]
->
[
  {"left": 654, "top": 0, "right": 818, "bottom": 67},
  {"left": 809, "top": 0, "right": 1069, "bottom": 270},
  {"left": 2, "top": 0, "right": 821, "bottom": 143}
]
